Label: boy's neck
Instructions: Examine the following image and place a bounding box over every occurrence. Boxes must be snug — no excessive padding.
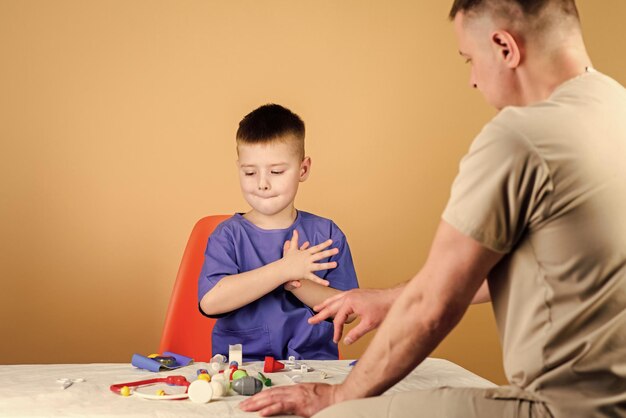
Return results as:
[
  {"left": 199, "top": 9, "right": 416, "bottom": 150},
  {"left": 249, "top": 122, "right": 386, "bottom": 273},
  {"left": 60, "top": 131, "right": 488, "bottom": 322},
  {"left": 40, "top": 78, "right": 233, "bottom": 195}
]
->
[{"left": 244, "top": 207, "right": 298, "bottom": 230}]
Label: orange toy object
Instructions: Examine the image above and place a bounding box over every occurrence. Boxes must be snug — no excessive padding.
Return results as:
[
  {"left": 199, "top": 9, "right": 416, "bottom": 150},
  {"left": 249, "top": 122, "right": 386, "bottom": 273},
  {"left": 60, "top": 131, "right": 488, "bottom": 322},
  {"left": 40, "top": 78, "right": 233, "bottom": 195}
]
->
[
  {"left": 158, "top": 215, "right": 231, "bottom": 362},
  {"left": 263, "top": 356, "right": 285, "bottom": 373}
]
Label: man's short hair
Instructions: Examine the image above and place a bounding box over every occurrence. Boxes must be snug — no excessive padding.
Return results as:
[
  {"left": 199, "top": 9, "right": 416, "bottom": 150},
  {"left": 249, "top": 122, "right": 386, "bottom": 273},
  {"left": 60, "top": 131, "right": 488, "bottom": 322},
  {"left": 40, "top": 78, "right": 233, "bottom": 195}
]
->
[
  {"left": 236, "top": 104, "right": 305, "bottom": 159},
  {"left": 448, "top": 0, "right": 579, "bottom": 22}
]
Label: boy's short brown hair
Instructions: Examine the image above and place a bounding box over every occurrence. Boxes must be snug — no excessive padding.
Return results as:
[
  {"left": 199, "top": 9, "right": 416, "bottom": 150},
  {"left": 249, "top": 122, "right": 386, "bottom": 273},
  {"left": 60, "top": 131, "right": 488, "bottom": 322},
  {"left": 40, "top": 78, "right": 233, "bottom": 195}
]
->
[{"left": 236, "top": 104, "right": 305, "bottom": 160}]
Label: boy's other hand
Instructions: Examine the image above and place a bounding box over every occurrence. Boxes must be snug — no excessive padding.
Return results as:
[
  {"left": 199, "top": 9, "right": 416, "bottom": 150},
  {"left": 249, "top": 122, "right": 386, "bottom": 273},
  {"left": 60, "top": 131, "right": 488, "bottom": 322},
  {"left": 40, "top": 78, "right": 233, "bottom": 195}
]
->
[
  {"left": 284, "top": 280, "right": 301, "bottom": 292},
  {"left": 280, "top": 230, "right": 337, "bottom": 286}
]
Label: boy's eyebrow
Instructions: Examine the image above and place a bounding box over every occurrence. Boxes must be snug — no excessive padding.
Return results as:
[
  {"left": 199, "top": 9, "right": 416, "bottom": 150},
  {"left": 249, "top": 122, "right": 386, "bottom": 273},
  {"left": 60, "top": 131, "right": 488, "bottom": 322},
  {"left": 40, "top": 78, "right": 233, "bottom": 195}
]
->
[{"left": 240, "top": 162, "right": 289, "bottom": 168}]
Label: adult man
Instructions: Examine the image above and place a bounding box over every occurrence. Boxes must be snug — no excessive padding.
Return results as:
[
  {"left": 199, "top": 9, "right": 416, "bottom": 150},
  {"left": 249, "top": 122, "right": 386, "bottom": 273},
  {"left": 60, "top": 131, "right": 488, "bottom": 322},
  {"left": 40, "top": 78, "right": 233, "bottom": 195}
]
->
[{"left": 240, "top": 1, "right": 626, "bottom": 417}]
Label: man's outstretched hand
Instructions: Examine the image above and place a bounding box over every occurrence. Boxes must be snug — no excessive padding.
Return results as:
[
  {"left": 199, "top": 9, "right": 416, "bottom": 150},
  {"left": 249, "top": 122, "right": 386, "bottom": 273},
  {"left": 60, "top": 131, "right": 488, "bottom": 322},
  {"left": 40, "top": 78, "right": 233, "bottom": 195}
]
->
[
  {"left": 309, "top": 288, "right": 399, "bottom": 345},
  {"left": 239, "top": 383, "right": 338, "bottom": 417}
]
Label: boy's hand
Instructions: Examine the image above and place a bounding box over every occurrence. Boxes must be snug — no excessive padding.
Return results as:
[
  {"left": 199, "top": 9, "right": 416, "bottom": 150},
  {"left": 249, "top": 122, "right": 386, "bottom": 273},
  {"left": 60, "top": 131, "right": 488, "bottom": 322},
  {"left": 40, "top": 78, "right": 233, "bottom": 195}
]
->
[{"left": 281, "top": 230, "right": 338, "bottom": 286}]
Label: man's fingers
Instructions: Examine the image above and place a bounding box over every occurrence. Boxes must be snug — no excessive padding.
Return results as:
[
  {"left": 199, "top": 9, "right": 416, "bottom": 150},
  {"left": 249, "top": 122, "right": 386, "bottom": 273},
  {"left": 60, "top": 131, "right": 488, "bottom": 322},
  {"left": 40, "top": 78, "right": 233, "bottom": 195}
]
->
[
  {"left": 332, "top": 308, "right": 350, "bottom": 343},
  {"left": 240, "top": 388, "right": 281, "bottom": 411},
  {"left": 283, "top": 240, "right": 290, "bottom": 253},
  {"left": 240, "top": 387, "right": 300, "bottom": 416},
  {"left": 313, "top": 292, "right": 346, "bottom": 312},
  {"left": 343, "top": 320, "right": 373, "bottom": 345},
  {"left": 300, "top": 241, "right": 310, "bottom": 250},
  {"left": 308, "top": 304, "right": 336, "bottom": 324},
  {"left": 259, "top": 402, "right": 290, "bottom": 417}
]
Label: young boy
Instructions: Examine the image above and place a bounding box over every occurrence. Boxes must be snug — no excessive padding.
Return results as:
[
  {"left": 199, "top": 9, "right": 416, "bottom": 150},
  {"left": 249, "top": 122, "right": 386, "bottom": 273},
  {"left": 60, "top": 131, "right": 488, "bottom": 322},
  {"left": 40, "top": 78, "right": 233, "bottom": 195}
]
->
[{"left": 198, "top": 104, "right": 359, "bottom": 361}]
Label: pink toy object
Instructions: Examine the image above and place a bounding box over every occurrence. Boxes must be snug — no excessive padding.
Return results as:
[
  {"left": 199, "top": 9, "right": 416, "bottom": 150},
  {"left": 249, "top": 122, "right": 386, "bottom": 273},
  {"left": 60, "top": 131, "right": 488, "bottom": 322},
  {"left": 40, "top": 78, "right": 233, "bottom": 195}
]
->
[{"left": 263, "top": 356, "right": 285, "bottom": 373}]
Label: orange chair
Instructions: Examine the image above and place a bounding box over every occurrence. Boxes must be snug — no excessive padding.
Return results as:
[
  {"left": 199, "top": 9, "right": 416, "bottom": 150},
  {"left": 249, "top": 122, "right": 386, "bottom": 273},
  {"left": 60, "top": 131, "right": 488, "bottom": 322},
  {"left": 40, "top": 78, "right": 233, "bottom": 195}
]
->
[{"left": 158, "top": 215, "right": 231, "bottom": 361}]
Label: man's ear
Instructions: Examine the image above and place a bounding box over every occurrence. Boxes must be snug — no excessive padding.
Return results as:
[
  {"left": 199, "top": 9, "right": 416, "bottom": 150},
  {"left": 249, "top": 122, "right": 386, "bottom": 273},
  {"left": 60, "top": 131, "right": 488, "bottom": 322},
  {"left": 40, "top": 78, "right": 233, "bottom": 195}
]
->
[
  {"left": 300, "top": 157, "right": 311, "bottom": 182},
  {"left": 491, "top": 30, "right": 521, "bottom": 68}
]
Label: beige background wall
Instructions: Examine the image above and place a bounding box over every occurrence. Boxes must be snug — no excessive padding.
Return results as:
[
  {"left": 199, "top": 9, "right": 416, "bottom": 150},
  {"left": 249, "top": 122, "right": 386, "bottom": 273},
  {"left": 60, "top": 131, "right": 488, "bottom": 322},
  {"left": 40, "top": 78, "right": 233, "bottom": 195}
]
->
[{"left": 1, "top": 1, "right": 624, "bottom": 385}]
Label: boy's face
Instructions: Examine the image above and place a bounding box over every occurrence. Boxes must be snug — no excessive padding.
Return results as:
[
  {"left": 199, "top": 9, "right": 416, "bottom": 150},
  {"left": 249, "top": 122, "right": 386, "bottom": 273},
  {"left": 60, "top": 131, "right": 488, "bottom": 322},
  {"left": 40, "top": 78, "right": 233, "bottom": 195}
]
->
[{"left": 236, "top": 137, "right": 310, "bottom": 219}]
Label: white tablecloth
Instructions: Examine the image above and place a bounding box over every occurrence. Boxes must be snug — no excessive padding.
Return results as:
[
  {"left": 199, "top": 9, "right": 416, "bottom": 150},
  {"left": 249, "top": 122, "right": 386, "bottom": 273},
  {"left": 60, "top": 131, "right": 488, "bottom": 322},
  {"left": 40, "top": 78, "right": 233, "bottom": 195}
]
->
[{"left": 0, "top": 358, "right": 495, "bottom": 417}]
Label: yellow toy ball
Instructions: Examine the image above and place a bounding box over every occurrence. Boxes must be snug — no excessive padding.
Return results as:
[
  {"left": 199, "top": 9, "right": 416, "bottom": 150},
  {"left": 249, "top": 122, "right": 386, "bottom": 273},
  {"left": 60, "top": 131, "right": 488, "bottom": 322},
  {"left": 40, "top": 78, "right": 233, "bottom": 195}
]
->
[
  {"left": 156, "top": 389, "right": 165, "bottom": 396},
  {"left": 120, "top": 386, "right": 131, "bottom": 397},
  {"left": 197, "top": 374, "right": 211, "bottom": 382}
]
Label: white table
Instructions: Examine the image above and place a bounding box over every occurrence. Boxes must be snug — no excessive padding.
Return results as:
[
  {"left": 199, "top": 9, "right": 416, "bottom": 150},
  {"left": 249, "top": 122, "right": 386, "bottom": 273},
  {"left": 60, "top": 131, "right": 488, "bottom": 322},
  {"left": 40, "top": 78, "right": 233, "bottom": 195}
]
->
[{"left": 0, "top": 358, "right": 495, "bottom": 417}]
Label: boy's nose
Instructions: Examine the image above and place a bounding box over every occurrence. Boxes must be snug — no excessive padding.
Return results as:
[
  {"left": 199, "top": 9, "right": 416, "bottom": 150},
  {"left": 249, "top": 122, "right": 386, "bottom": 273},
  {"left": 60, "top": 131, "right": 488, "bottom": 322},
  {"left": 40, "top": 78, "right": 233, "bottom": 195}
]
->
[{"left": 257, "top": 178, "right": 270, "bottom": 191}]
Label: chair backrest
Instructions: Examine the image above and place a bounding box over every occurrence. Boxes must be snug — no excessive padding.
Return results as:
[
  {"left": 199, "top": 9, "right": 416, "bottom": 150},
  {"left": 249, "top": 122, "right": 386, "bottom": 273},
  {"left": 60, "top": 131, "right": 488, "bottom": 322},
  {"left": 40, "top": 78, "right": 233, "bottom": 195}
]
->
[{"left": 158, "top": 215, "right": 231, "bottom": 361}]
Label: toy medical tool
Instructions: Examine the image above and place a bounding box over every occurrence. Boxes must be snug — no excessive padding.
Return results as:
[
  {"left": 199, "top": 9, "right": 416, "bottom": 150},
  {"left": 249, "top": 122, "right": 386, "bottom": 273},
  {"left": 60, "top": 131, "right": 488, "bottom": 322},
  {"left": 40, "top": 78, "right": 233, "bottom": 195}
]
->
[
  {"left": 110, "top": 375, "right": 190, "bottom": 400},
  {"left": 131, "top": 351, "right": 193, "bottom": 372}
]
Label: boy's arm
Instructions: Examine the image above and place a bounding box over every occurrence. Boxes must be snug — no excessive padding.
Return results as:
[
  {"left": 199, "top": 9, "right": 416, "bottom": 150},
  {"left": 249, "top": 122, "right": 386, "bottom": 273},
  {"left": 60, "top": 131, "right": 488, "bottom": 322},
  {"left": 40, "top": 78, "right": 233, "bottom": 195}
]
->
[
  {"left": 200, "top": 230, "right": 337, "bottom": 316},
  {"left": 288, "top": 280, "right": 341, "bottom": 308}
]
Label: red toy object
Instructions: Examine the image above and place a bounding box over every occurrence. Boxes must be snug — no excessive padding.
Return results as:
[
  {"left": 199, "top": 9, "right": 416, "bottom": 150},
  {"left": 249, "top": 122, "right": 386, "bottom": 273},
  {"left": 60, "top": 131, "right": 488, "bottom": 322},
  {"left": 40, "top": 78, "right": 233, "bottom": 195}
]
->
[
  {"left": 263, "top": 356, "right": 285, "bottom": 373},
  {"left": 110, "top": 375, "right": 191, "bottom": 395},
  {"left": 229, "top": 363, "right": 239, "bottom": 380}
]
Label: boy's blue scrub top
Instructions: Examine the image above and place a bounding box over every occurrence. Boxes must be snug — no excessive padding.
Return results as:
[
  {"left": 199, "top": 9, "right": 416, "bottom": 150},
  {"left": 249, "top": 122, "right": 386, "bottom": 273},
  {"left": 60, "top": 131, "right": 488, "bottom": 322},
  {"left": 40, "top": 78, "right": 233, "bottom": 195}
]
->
[{"left": 197, "top": 211, "right": 359, "bottom": 361}]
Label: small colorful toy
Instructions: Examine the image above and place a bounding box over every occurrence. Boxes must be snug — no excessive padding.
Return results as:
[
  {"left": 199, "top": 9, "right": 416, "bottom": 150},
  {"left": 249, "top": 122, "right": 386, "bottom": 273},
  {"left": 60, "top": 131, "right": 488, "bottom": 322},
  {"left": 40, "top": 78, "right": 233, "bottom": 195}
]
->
[
  {"left": 263, "top": 356, "right": 285, "bottom": 373},
  {"left": 231, "top": 376, "right": 263, "bottom": 396},
  {"left": 208, "top": 354, "right": 227, "bottom": 375},
  {"left": 232, "top": 369, "right": 248, "bottom": 380},
  {"left": 228, "top": 363, "right": 239, "bottom": 380},
  {"left": 210, "top": 381, "right": 225, "bottom": 398},
  {"left": 197, "top": 369, "right": 211, "bottom": 382},
  {"left": 257, "top": 372, "right": 272, "bottom": 387},
  {"left": 210, "top": 373, "right": 229, "bottom": 395}
]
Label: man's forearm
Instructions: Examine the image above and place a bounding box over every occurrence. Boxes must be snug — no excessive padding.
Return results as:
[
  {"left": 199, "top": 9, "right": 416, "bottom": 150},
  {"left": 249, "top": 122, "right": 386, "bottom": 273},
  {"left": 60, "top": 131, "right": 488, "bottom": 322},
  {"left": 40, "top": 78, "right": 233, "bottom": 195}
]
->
[
  {"left": 336, "top": 275, "right": 470, "bottom": 400},
  {"left": 334, "top": 220, "right": 501, "bottom": 401}
]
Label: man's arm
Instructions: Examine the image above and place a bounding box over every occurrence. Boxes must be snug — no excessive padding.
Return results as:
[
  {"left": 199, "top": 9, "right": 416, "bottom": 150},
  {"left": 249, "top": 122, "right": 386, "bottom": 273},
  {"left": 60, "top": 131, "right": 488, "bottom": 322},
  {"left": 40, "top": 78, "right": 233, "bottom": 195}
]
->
[
  {"left": 240, "top": 220, "right": 502, "bottom": 416},
  {"left": 335, "top": 220, "right": 502, "bottom": 400},
  {"left": 200, "top": 230, "right": 338, "bottom": 315},
  {"left": 471, "top": 280, "right": 491, "bottom": 304}
]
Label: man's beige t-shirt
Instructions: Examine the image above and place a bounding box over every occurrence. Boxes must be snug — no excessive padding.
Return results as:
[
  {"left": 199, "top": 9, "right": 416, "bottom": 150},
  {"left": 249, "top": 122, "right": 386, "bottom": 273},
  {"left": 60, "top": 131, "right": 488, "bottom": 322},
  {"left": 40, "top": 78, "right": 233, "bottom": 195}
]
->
[{"left": 443, "top": 71, "right": 626, "bottom": 417}]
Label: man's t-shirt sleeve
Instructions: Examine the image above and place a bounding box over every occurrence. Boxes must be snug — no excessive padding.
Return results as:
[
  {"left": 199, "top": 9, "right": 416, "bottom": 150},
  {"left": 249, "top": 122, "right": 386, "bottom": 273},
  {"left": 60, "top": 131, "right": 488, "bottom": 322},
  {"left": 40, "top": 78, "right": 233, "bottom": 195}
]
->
[{"left": 442, "top": 122, "right": 553, "bottom": 253}]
